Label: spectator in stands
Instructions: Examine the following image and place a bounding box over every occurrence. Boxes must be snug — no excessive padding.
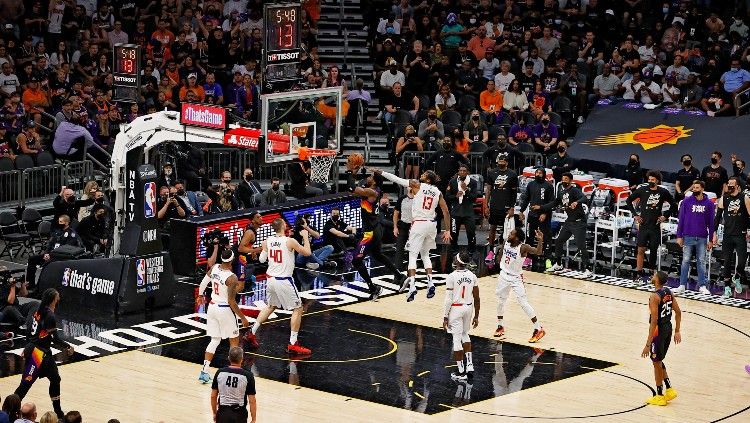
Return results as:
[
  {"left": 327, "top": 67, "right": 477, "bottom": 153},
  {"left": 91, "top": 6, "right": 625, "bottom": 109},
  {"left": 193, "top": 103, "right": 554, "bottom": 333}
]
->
[
  {"left": 477, "top": 48, "right": 499, "bottom": 82},
  {"left": 53, "top": 186, "right": 94, "bottom": 230},
  {"left": 674, "top": 180, "right": 715, "bottom": 295},
  {"left": 63, "top": 411, "right": 82, "bottom": 423},
  {"left": 591, "top": 63, "right": 620, "bottom": 104},
  {"left": 682, "top": 74, "right": 704, "bottom": 109},
  {"left": 404, "top": 40, "right": 431, "bottom": 95},
  {"left": 507, "top": 115, "right": 532, "bottom": 147},
  {"left": 289, "top": 161, "right": 325, "bottom": 198},
  {"left": 440, "top": 13, "right": 468, "bottom": 51},
  {"left": 578, "top": 30, "right": 605, "bottom": 77},
  {"left": 479, "top": 80, "right": 503, "bottom": 124},
  {"left": 323, "top": 208, "right": 357, "bottom": 254},
  {"left": 76, "top": 180, "right": 100, "bottom": 222},
  {"left": 463, "top": 109, "right": 488, "bottom": 145},
  {"left": 39, "top": 411, "right": 58, "bottom": 423},
  {"left": 468, "top": 26, "right": 495, "bottom": 61},
  {"left": 26, "top": 214, "right": 83, "bottom": 286},
  {"left": 494, "top": 61, "right": 515, "bottom": 94},
  {"left": 21, "top": 75, "right": 49, "bottom": 114},
  {"left": 2, "top": 394, "right": 20, "bottom": 422},
  {"left": 721, "top": 58, "right": 750, "bottom": 101},
  {"left": 455, "top": 59, "right": 479, "bottom": 97},
  {"left": 396, "top": 124, "right": 423, "bottom": 179},
  {"left": 547, "top": 139, "right": 575, "bottom": 182},
  {"left": 379, "top": 58, "right": 405, "bottom": 94},
  {"left": 528, "top": 80, "right": 550, "bottom": 121},
  {"left": 2, "top": 92, "right": 24, "bottom": 136},
  {"left": 502, "top": 79, "right": 528, "bottom": 121},
  {"left": 261, "top": 177, "right": 287, "bottom": 206},
  {"left": 0, "top": 125, "right": 12, "bottom": 160},
  {"left": 450, "top": 40, "right": 476, "bottom": 69},
  {"left": 533, "top": 114, "right": 559, "bottom": 156},
  {"left": 16, "top": 121, "right": 43, "bottom": 157},
  {"left": 173, "top": 180, "right": 202, "bottom": 217},
  {"left": 0, "top": 62, "right": 19, "bottom": 98},
  {"left": 54, "top": 99, "right": 74, "bottom": 127},
  {"left": 52, "top": 116, "right": 93, "bottom": 160},
  {"left": 636, "top": 70, "right": 662, "bottom": 104},
  {"left": 434, "top": 84, "right": 456, "bottom": 116},
  {"left": 77, "top": 203, "right": 108, "bottom": 254},
  {"left": 417, "top": 107, "right": 444, "bottom": 147},
  {"left": 16, "top": 402, "right": 36, "bottom": 423},
  {"left": 701, "top": 81, "right": 733, "bottom": 117},
  {"left": 701, "top": 151, "right": 729, "bottom": 196},
  {"left": 178, "top": 144, "right": 211, "bottom": 192},
  {"left": 293, "top": 214, "right": 334, "bottom": 270},
  {"left": 426, "top": 136, "right": 469, "bottom": 194},
  {"left": 545, "top": 172, "right": 592, "bottom": 278},
  {"left": 203, "top": 72, "right": 224, "bottom": 105},
  {"left": 384, "top": 82, "right": 418, "bottom": 125},
  {"left": 446, "top": 164, "right": 477, "bottom": 255},
  {"left": 535, "top": 26, "right": 560, "bottom": 61},
  {"left": 157, "top": 162, "right": 176, "bottom": 189},
  {"left": 236, "top": 168, "right": 263, "bottom": 208},
  {"left": 661, "top": 76, "right": 681, "bottom": 105},
  {"left": 0, "top": 265, "right": 37, "bottom": 330},
  {"left": 561, "top": 63, "right": 588, "bottom": 121}
]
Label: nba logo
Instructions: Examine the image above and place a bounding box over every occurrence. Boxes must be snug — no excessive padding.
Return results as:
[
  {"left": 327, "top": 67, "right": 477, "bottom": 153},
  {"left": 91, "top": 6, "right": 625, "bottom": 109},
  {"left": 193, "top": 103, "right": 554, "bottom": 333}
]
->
[
  {"left": 61, "top": 268, "right": 71, "bottom": 287},
  {"left": 136, "top": 259, "right": 146, "bottom": 287},
  {"left": 144, "top": 182, "right": 156, "bottom": 218}
]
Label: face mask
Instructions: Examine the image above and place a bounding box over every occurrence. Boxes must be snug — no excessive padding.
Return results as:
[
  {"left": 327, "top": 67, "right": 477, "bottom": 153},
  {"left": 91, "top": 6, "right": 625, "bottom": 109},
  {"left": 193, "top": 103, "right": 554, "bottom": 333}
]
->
[
  {"left": 472, "top": 115, "right": 479, "bottom": 121},
  {"left": 67, "top": 196, "right": 75, "bottom": 203},
  {"left": 331, "top": 215, "right": 339, "bottom": 221},
  {"left": 554, "top": 19, "right": 561, "bottom": 25},
  {"left": 648, "top": 181, "right": 657, "bottom": 188},
  {"left": 663, "top": 7, "right": 669, "bottom": 14},
  {"left": 428, "top": 114, "right": 436, "bottom": 120},
  {"left": 498, "top": 141, "right": 507, "bottom": 149},
  {"left": 386, "top": 27, "right": 395, "bottom": 34},
  {"left": 558, "top": 146, "right": 566, "bottom": 153},
  {"left": 629, "top": 159, "right": 638, "bottom": 166},
  {"left": 683, "top": 159, "right": 691, "bottom": 166},
  {"left": 535, "top": 175, "right": 544, "bottom": 182},
  {"left": 95, "top": 197, "right": 104, "bottom": 204},
  {"left": 562, "top": 181, "right": 570, "bottom": 188},
  {"left": 541, "top": 119, "right": 550, "bottom": 125},
  {"left": 244, "top": 174, "right": 252, "bottom": 181},
  {"left": 519, "top": 121, "right": 525, "bottom": 126},
  {"left": 711, "top": 157, "right": 718, "bottom": 165},
  {"left": 176, "top": 189, "right": 185, "bottom": 196},
  {"left": 272, "top": 184, "right": 280, "bottom": 191},
  {"left": 577, "top": 22, "right": 584, "bottom": 27},
  {"left": 443, "top": 142, "right": 452, "bottom": 150},
  {"left": 469, "top": 18, "right": 477, "bottom": 24},
  {"left": 732, "top": 67, "right": 740, "bottom": 73},
  {"left": 498, "top": 162, "right": 507, "bottom": 169},
  {"left": 164, "top": 169, "right": 172, "bottom": 175}
]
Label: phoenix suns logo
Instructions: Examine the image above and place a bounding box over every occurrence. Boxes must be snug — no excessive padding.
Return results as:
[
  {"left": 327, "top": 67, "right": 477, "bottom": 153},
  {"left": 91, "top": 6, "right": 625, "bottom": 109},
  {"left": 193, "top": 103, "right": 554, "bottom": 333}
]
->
[{"left": 583, "top": 124, "right": 692, "bottom": 150}]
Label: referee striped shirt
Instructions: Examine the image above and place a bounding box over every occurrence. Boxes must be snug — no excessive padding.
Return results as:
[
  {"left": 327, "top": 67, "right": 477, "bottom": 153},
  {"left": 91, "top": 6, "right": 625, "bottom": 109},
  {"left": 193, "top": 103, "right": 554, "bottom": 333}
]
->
[{"left": 212, "top": 366, "right": 256, "bottom": 407}]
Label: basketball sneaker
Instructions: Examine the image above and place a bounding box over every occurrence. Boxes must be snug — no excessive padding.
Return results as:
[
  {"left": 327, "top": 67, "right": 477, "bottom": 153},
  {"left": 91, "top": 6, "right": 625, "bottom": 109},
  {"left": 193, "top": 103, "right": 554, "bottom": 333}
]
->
[
  {"left": 407, "top": 290, "right": 417, "bottom": 302},
  {"left": 450, "top": 372, "right": 468, "bottom": 382},
  {"left": 734, "top": 276, "right": 744, "bottom": 294},
  {"left": 529, "top": 327, "right": 546, "bottom": 343},
  {"left": 546, "top": 263, "right": 564, "bottom": 273},
  {"left": 646, "top": 395, "right": 667, "bottom": 406},
  {"left": 724, "top": 286, "right": 733, "bottom": 298},
  {"left": 664, "top": 388, "right": 677, "bottom": 401},
  {"left": 370, "top": 287, "right": 383, "bottom": 302},
  {"left": 580, "top": 269, "right": 593, "bottom": 279},
  {"left": 243, "top": 332, "right": 259, "bottom": 350},
  {"left": 493, "top": 326, "right": 505, "bottom": 337},
  {"left": 398, "top": 276, "right": 410, "bottom": 293},
  {"left": 198, "top": 371, "right": 212, "bottom": 384},
  {"left": 287, "top": 342, "right": 312, "bottom": 355},
  {"left": 427, "top": 286, "right": 436, "bottom": 299}
]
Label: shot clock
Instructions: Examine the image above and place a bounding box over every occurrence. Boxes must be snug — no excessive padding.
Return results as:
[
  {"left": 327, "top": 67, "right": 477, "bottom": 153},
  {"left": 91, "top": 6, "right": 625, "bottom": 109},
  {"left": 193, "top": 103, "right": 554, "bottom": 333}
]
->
[
  {"left": 113, "top": 44, "right": 141, "bottom": 103},
  {"left": 263, "top": 3, "right": 301, "bottom": 84}
]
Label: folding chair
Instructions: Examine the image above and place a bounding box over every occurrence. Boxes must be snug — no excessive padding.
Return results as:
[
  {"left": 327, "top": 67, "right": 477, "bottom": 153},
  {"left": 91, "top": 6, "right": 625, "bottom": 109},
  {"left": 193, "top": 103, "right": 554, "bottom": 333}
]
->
[{"left": 0, "top": 212, "right": 31, "bottom": 261}]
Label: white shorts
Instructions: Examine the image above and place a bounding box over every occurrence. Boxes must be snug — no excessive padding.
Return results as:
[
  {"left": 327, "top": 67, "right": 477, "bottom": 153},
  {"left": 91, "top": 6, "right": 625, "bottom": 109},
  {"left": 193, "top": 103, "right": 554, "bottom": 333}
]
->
[
  {"left": 496, "top": 272, "right": 526, "bottom": 300},
  {"left": 406, "top": 220, "right": 437, "bottom": 252},
  {"left": 206, "top": 303, "right": 239, "bottom": 339},
  {"left": 447, "top": 304, "right": 473, "bottom": 335},
  {"left": 267, "top": 276, "right": 302, "bottom": 310}
]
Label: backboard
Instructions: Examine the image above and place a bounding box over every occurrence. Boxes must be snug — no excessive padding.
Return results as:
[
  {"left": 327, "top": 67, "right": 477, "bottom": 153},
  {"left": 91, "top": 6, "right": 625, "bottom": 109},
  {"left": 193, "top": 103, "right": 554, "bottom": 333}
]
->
[{"left": 260, "top": 86, "right": 343, "bottom": 164}]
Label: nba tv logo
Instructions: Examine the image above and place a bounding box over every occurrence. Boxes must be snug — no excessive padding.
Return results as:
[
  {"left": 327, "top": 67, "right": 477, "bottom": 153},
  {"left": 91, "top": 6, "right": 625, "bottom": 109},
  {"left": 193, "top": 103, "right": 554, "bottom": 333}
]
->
[
  {"left": 136, "top": 259, "right": 146, "bottom": 287},
  {"left": 61, "top": 267, "right": 72, "bottom": 287},
  {"left": 144, "top": 182, "right": 156, "bottom": 218}
]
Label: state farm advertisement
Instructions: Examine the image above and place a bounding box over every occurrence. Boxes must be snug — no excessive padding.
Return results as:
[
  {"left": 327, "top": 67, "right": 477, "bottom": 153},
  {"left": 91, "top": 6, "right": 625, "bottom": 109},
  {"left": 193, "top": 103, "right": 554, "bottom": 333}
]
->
[
  {"left": 180, "top": 103, "right": 227, "bottom": 130},
  {"left": 223, "top": 127, "right": 261, "bottom": 150}
]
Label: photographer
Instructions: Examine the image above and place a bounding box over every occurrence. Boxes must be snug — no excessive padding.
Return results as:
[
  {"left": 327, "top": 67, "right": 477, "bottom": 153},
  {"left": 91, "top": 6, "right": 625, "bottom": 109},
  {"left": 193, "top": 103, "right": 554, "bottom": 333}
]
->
[
  {"left": 238, "top": 212, "right": 263, "bottom": 288},
  {"left": 25, "top": 215, "right": 83, "bottom": 288},
  {"left": 157, "top": 186, "right": 186, "bottom": 249},
  {"left": 76, "top": 204, "right": 108, "bottom": 254},
  {"left": 216, "top": 183, "right": 240, "bottom": 212},
  {"left": 204, "top": 229, "right": 232, "bottom": 270},
  {"left": 293, "top": 214, "right": 335, "bottom": 270},
  {"left": 323, "top": 208, "right": 357, "bottom": 254},
  {"left": 0, "top": 269, "right": 38, "bottom": 332}
]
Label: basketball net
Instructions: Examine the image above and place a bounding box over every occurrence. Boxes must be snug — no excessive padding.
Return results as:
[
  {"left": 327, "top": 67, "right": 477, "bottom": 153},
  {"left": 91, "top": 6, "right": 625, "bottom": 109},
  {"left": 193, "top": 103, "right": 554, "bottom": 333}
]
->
[{"left": 298, "top": 147, "right": 337, "bottom": 183}]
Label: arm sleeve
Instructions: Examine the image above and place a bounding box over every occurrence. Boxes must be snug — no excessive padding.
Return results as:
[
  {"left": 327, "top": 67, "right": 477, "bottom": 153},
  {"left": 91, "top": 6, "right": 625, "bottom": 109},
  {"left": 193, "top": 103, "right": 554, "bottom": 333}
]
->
[
  {"left": 259, "top": 250, "right": 268, "bottom": 263},
  {"left": 198, "top": 269, "right": 211, "bottom": 295},
  {"left": 443, "top": 275, "right": 454, "bottom": 317},
  {"left": 380, "top": 171, "right": 411, "bottom": 188}
]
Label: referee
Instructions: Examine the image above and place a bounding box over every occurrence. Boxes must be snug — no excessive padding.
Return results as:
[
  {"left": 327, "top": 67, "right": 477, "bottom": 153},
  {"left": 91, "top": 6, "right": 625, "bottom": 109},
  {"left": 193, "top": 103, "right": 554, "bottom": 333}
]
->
[{"left": 211, "top": 346, "right": 257, "bottom": 423}]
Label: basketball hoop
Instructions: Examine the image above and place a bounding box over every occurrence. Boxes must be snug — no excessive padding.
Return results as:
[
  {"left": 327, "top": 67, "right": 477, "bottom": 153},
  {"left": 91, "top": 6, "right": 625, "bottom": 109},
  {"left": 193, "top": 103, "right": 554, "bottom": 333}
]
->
[{"left": 298, "top": 147, "right": 338, "bottom": 183}]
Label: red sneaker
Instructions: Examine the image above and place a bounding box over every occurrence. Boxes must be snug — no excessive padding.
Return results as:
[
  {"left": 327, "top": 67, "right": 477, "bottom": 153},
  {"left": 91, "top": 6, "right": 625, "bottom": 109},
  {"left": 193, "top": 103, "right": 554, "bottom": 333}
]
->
[
  {"left": 493, "top": 326, "right": 505, "bottom": 337},
  {"left": 287, "top": 342, "right": 312, "bottom": 355},
  {"left": 243, "top": 332, "right": 259, "bottom": 350}
]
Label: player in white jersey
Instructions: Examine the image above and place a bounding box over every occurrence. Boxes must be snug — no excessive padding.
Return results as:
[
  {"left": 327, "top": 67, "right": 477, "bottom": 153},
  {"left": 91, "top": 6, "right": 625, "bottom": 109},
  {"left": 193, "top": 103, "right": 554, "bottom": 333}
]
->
[
  {"left": 496, "top": 228, "right": 547, "bottom": 343},
  {"left": 442, "top": 251, "right": 480, "bottom": 382},
  {"left": 197, "top": 249, "right": 249, "bottom": 384},
  {"left": 379, "top": 169, "right": 451, "bottom": 302},
  {"left": 245, "top": 218, "right": 313, "bottom": 355}
]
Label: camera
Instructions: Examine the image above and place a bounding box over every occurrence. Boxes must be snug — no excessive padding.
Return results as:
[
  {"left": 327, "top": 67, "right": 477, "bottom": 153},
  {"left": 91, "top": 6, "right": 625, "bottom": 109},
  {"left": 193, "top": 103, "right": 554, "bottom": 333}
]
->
[
  {"left": 223, "top": 188, "right": 233, "bottom": 196},
  {"left": 202, "top": 228, "right": 230, "bottom": 248},
  {"left": 0, "top": 269, "right": 14, "bottom": 287}
]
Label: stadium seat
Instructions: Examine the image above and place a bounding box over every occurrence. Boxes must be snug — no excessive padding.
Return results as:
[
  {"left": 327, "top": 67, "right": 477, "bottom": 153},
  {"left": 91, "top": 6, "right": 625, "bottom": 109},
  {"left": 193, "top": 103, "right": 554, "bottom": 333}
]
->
[
  {"left": 0, "top": 212, "right": 30, "bottom": 261},
  {"left": 441, "top": 110, "right": 463, "bottom": 128},
  {"left": 35, "top": 151, "right": 55, "bottom": 167},
  {"left": 14, "top": 155, "right": 34, "bottom": 171},
  {"left": 0, "top": 158, "right": 13, "bottom": 172}
]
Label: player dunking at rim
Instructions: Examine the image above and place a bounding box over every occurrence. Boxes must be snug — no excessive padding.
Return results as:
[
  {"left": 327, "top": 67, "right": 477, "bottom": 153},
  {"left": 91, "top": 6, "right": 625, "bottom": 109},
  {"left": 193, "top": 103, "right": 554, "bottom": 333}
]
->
[
  {"left": 495, "top": 228, "right": 546, "bottom": 343},
  {"left": 379, "top": 169, "right": 451, "bottom": 302},
  {"left": 443, "top": 251, "right": 480, "bottom": 382},
  {"left": 642, "top": 271, "right": 682, "bottom": 406},
  {"left": 14, "top": 288, "right": 73, "bottom": 419},
  {"left": 197, "top": 249, "right": 250, "bottom": 384},
  {"left": 245, "top": 218, "right": 313, "bottom": 355}
]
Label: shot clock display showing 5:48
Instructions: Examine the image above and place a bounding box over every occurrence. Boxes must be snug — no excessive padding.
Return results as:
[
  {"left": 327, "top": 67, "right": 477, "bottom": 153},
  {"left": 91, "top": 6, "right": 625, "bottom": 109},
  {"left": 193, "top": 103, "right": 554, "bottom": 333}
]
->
[
  {"left": 267, "top": 5, "right": 299, "bottom": 51},
  {"left": 113, "top": 44, "right": 141, "bottom": 102}
]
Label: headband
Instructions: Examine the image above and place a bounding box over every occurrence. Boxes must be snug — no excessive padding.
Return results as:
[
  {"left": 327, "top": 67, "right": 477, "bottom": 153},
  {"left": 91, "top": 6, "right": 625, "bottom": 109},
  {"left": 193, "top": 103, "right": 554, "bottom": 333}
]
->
[
  {"left": 456, "top": 255, "right": 466, "bottom": 265},
  {"left": 221, "top": 251, "right": 235, "bottom": 263}
]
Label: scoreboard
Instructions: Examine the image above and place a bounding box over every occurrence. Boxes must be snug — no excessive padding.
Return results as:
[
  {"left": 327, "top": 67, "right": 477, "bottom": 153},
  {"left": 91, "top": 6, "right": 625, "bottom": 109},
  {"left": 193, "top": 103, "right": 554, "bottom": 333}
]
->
[
  {"left": 263, "top": 3, "right": 301, "bottom": 84},
  {"left": 113, "top": 44, "right": 141, "bottom": 103}
]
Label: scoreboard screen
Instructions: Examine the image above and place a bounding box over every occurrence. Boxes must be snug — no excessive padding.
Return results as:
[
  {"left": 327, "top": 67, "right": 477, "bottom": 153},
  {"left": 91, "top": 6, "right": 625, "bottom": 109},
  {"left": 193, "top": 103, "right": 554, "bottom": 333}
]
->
[
  {"left": 113, "top": 44, "right": 141, "bottom": 103},
  {"left": 263, "top": 3, "right": 302, "bottom": 84}
]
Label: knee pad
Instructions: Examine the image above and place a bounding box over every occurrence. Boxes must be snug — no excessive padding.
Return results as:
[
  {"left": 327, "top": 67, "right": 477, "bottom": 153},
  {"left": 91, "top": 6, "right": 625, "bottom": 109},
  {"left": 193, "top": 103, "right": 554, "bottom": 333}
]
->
[
  {"left": 206, "top": 337, "right": 221, "bottom": 354},
  {"left": 452, "top": 331, "right": 463, "bottom": 351}
]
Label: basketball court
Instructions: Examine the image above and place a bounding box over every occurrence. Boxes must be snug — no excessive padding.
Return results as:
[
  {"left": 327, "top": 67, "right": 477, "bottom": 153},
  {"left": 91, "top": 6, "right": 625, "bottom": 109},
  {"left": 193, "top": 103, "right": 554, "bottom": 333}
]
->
[{"left": 0, "top": 260, "right": 747, "bottom": 422}]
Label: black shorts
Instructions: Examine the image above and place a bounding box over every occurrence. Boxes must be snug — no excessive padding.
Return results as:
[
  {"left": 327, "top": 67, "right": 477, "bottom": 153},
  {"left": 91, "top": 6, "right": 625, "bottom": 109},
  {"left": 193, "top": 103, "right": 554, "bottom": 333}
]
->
[
  {"left": 637, "top": 225, "right": 660, "bottom": 248},
  {"left": 650, "top": 326, "right": 672, "bottom": 362},
  {"left": 21, "top": 345, "right": 58, "bottom": 384},
  {"left": 216, "top": 405, "right": 248, "bottom": 423},
  {"left": 489, "top": 209, "right": 509, "bottom": 226}
]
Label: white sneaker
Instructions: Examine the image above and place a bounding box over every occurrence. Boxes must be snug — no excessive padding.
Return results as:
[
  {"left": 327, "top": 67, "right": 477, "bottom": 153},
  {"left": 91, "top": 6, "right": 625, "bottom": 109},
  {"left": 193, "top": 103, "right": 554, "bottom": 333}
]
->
[
  {"left": 546, "top": 264, "right": 564, "bottom": 273},
  {"left": 466, "top": 363, "right": 475, "bottom": 373},
  {"left": 672, "top": 285, "right": 686, "bottom": 294},
  {"left": 699, "top": 286, "right": 711, "bottom": 295},
  {"left": 580, "top": 269, "right": 593, "bottom": 279},
  {"left": 577, "top": 116, "right": 585, "bottom": 124},
  {"left": 306, "top": 262, "right": 320, "bottom": 270}
]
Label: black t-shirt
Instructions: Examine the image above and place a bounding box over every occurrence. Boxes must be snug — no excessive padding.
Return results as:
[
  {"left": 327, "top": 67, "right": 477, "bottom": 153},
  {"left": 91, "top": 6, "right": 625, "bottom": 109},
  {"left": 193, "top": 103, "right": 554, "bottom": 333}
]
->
[
  {"left": 385, "top": 92, "right": 415, "bottom": 111},
  {"left": 541, "top": 72, "right": 561, "bottom": 93},
  {"left": 486, "top": 168, "right": 518, "bottom": 211},
  {"left": 29, "top": 308, "right": 58, "bottom": 353},
  {"left": 701, "top": 165, "right": 729, "bottom": 195},
  {"left": 518, "top": 73, "right": 538, "bottom": 94},
  {"left": 675, "top": 166, "right": 701, "bottom": 194},
  {"left": 579, "top": 39, "right": 604, "bottom": 60},
  {"left": 463, "top": 121, "right": 488, "bottom": 143},
  {"left": 323, "top": 219, "right": 349, "bottom": 245},
  {"left": 720, "top": 193, "right": 748, "bottom": 236},
  {"left": 626, "top": 186, "right": 676, "bottom": 226},
  {"left": 404, "top": 51, "right": 431, "bottom": 84}
]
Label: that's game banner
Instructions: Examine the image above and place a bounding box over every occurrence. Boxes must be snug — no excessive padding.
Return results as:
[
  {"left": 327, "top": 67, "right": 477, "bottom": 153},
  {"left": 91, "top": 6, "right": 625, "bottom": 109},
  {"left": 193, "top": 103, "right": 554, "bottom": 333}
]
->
[{"left": 169, "top": 194, "right": 361, "bottom": 275}]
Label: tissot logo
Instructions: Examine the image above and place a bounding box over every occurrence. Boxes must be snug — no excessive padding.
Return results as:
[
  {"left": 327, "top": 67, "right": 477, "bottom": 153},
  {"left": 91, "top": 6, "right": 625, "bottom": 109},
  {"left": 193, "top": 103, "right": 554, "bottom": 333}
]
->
[
  {"left": 267, "top": 51, "right": 300, "bottom": 62},
  {"left": 114, "top": 75, "right": 136, "bottom": 83},
  {"left": 180, "top": 103, "right": 227, "bottom": 129}
]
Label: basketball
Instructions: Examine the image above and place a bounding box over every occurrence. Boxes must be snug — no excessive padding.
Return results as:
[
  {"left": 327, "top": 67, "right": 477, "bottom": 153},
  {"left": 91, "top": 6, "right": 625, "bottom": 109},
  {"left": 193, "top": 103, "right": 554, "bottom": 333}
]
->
[
  {"left": 632, "top": 127, "right": 679, "bottom": 145},
  {"left": 347, "top": 153, "right": 365, "bottom": 171}
]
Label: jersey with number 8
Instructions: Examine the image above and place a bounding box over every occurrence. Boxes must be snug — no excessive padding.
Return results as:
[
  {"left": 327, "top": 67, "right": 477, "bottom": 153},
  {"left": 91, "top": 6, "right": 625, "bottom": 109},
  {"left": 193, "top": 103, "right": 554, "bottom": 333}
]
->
[
  {"left": 266, "top": 235, "right": 295, "bottom": 277},
  {"left": 208, "top": 264, "right": 234, "bottom": 304},
  {"left": 412, "top": 182, "right": 441, "bottom": 220}
]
